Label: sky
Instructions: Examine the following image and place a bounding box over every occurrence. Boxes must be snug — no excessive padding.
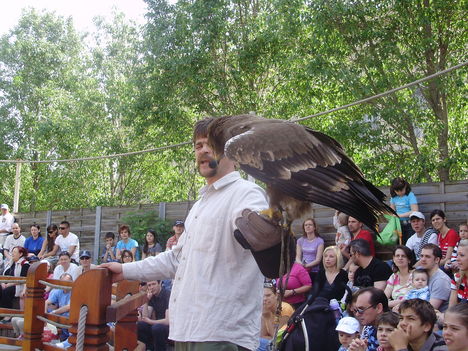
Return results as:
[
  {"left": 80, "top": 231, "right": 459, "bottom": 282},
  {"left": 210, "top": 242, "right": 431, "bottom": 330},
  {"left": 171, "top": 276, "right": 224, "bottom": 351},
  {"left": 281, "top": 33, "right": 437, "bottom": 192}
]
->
[{"left": 0, "top": 0, "right": 149, "bottom": 35}]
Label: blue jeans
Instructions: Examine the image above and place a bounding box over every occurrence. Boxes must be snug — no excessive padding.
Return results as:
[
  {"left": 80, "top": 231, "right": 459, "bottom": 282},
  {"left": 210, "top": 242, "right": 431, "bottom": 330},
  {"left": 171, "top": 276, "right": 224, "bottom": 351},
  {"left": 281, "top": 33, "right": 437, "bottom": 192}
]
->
[{"left": 137, "top": 321, "right": 169, "bottom": 351}]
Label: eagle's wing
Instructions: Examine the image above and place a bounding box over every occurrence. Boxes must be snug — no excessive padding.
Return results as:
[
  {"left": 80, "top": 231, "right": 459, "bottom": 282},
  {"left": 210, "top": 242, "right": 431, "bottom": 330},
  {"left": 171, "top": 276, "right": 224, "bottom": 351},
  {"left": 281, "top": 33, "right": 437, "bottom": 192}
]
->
[{"left": 223, "top": 119, "right": 391, "bottom": 229}]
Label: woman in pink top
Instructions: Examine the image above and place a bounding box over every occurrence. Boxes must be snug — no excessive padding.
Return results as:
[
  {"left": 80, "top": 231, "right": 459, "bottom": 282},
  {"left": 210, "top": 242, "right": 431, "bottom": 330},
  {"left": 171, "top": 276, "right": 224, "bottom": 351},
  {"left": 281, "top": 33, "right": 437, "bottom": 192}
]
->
[
  {"left": 431, "top": 209, "right": 459, "bottom": 267},
  {"left": 279, "top": 262, "right": 312, "bottom": 309},
  {"left": 296, "top": 218, "right": 325, "bottom": 283}
]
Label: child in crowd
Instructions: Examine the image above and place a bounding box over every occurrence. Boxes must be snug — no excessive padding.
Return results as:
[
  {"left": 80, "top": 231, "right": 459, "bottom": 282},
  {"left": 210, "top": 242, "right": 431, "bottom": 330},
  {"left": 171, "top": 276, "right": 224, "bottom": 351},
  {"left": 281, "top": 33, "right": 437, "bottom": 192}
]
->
[
  {"left": 389, "top": 177, "right": 418, "bottom": 244},
  {"left": 347, "top": 262, "right": 360, "bottom": 293},
  {"left": 101, "top": 232, "right": 118, "bottom": 263},
  {"left": 336, "top": 316, "right": 360, "bottom": 351},
  {"left": 375, "top": 312, "right": 399, "bottom": 351},
  {"left": 388, "top": 299, "right": 446, "bottom": 351},
  {"left": 446, "top": 223, "right": 468, "bottom": 271},
  {"left": 334, "top": 211, "right": 352, "bottom": 246},
  {"left": 405, "top": 269, "right": 430, "bottom": 301},
  {"left": 116, "top": 225, "right": 139, "bottom": 261},
  {"left": 120, "top": 250, "right": 134, "bottom": 263},
  {"left": 443, "top": 303, "right": 468, "bottom": 351}
]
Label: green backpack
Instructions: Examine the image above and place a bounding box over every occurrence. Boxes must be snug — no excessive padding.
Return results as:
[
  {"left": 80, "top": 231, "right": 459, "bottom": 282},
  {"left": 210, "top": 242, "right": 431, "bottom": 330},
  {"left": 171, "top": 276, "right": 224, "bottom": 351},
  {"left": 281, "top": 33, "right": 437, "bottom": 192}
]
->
[{"left": 377, "top": 214, "right": 401, "bottom": 246}]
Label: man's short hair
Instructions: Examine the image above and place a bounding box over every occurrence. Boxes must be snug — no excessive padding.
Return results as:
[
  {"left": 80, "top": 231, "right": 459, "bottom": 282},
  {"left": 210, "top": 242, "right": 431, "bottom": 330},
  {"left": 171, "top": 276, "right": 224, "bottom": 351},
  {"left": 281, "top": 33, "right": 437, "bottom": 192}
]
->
[
  {"left": 105, "top": 232, "right": 115, "bottom": 239},
  {"left": 354, "top": 287, "right": 389, "bottom": 312},
  {"left": 350, "top": 239, "right": 372, "bottom": 257},
  {"left": 193, "top": 117, "right": 215, "bottom": 143},
  {"left": 59, "top": 251, "right": 71, "bottom": 258},
  {"left": 399, "top": 299, "right": 437, "bottom": 331},
  {"left": 421, "top": 243, "right": 442, "bottom": 259},
  {"left": 60, "top": 221, "right": 70, "bottom": 228}
]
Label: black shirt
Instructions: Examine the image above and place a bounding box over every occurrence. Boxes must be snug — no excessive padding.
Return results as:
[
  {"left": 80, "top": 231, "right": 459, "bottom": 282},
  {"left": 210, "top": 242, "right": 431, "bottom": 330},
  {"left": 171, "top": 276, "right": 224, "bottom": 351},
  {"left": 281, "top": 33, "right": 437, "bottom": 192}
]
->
[
  {"left": 149, "top": 287, "right": 170, "bottom": 320},
  {"left": 354, "top": 257, "right": 392, "bottom": 288},
  {"left": 312, "top": 268, "right": 348, "bottom": 301}
]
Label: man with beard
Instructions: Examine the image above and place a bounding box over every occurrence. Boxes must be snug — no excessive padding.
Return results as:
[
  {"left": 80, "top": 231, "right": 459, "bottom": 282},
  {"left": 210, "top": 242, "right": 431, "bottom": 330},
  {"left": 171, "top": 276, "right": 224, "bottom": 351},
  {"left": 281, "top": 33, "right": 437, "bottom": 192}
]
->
[{"left": 102, "top": 118, "right": 270, "bottom": 351}]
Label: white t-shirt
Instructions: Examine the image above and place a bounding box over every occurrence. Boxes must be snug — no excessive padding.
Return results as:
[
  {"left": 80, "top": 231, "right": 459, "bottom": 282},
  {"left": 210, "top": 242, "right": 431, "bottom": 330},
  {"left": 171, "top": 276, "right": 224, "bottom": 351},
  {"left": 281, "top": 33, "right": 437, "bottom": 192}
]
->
[
  {"left": 55, "top": 233, "right": 80, "bottom": 261},
  {"left": 53, "top": 263, "right": 80, "bottom": 281},
  {"left": 406, "top": 231, "right": 438, "bottom": 260},
  {"left": 0, "top": 213, "right": 15, "bottom": 246},
  {"left": 3, "top": 234, "right": 26, "bottom": 256}
]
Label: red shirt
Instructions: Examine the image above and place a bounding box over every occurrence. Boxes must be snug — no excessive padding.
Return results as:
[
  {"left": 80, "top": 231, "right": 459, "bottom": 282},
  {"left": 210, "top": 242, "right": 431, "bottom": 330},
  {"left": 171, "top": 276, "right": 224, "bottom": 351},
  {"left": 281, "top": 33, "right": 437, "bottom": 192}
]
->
[
  {"left": 355, "top": 229, "right": 375, "bottom": 256},
  {"left": 438, "top": 229, "right": 459, "bottom": 259},
  {"left": 451, "top": 272, "right": 468, "bottom": 302}
]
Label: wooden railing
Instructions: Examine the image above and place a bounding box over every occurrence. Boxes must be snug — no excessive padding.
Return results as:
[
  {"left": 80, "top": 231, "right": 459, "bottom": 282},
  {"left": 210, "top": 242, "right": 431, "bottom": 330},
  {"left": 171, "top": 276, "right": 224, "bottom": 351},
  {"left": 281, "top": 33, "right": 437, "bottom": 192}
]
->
[{"left": 0, "top": 263, "right": 147, "bottom": 350}]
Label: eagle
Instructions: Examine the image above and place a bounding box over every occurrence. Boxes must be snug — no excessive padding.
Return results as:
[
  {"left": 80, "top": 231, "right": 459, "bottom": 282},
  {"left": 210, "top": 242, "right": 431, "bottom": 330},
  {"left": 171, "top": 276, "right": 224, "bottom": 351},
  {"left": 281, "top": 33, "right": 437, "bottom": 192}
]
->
[{"left": 206, "top": 114, "right": 394, "bottom": 231}]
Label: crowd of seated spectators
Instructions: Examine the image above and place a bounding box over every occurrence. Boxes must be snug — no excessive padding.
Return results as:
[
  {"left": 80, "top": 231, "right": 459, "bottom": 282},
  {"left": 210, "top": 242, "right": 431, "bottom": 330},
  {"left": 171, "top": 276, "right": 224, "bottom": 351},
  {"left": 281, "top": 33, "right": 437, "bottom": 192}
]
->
[
  {"left": 0, "top": 215, "right": 184, "bottom": 349},
  {"left": 0, "top": 175, "right": 467, "bottom": 351}
]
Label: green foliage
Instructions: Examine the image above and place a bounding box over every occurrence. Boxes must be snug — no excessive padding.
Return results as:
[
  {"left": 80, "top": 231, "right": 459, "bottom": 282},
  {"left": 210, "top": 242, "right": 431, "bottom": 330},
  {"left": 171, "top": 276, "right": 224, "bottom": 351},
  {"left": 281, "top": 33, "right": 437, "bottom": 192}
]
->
[
  {"left": 121, "top": 211, "right": 173, "bottom": 247},
  {"left": 0, "top": 2, "right": 466, "bottom": 214}
]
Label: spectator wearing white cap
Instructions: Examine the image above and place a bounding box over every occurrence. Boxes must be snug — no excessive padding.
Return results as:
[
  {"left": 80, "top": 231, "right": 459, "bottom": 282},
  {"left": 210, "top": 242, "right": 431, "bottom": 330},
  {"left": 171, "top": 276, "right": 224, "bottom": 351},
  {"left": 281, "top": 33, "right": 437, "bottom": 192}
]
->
[
  {"left": 0, "top": 204, "right": 15, "bottom": 247},
  {"left": 405, "top": 211, "right": 438, "bottom": 262},
  {"left": 336, "top": 316, "right": 360, "bottom": 351}
]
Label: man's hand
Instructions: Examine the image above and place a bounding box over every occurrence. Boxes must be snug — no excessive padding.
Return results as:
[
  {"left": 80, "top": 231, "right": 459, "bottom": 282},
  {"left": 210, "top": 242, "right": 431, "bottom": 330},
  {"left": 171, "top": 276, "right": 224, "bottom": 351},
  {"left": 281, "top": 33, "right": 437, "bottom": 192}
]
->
[
  {"left": 388, "top": 325, "right": 411, "bottom": 350},
  {"left": 348, "top": 338, "right": 367, "bottom": 351},
  {"left": 99, "top": 262, "right": 124, "bottom": 283}
]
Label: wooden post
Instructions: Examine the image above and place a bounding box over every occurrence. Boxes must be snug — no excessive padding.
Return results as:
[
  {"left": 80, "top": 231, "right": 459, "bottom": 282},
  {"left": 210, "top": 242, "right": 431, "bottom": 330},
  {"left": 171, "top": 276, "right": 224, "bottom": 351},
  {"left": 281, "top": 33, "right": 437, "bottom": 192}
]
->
[
  {"left": 113, "top": 280, "right": 140, "bottom": 351},
  {"left": 13, "top": 162, "right": 22, "bottom": 213},
  {"left": 67, "top": 269, "right": 112, "bottom": 350},
  {"left": 22, "top": 262, "right": 48, "bottom": 350}
]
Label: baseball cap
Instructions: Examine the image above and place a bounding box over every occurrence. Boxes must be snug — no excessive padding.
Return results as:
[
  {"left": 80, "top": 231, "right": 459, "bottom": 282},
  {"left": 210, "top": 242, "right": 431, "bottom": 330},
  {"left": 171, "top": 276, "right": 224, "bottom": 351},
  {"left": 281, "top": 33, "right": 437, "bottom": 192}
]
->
[
  {"left": 173, "top": 220, "right": 184, "bottom": 226},
  {"left": 0, "top": 204, "right": 9, "bottom": 210},
  {"left": 336, "top": 317, "right": 360, "bottom": 335},
  {"left": 79, "top": 250, "right": 92, "bottom": 259},
  {"left": 409, "top": 211, "right": 425, "bottom": 220}
]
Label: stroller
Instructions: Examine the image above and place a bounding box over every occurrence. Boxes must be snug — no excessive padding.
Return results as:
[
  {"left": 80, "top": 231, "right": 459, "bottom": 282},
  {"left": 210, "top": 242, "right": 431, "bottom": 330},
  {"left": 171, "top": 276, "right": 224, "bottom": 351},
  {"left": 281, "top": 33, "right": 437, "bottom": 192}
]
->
[{"left": 278, "top": 285, "right": 352, "bottom": 351}]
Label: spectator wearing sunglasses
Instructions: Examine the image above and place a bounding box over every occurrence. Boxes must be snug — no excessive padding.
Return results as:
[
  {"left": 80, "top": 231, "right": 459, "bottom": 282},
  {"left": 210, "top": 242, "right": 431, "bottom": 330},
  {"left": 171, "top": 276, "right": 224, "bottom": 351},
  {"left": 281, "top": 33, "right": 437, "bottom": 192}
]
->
[
  {"left": 54, "top": 221, "right": 80, "bottom": 262},
  {"left": 77, "top": 250, "right": 96, "bottom": 275},
  {"left": 347, "top": 287, "right": 389, "bottom": 351},
  {"left": 38, "top": 224, "right": 60, "bottom": 265}
]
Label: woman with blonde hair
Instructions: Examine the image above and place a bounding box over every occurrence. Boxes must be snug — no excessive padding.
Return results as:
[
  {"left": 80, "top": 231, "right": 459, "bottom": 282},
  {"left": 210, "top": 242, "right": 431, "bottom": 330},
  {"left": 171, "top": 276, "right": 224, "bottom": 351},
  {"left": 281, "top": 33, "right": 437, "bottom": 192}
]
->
[{"left": 311, "top": 245, "right": 348, "bottom": 301}]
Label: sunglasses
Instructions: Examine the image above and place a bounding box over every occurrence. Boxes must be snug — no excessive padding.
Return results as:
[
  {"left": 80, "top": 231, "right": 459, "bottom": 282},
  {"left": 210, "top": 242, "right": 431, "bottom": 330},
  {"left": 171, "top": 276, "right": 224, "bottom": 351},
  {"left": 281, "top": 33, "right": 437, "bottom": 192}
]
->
[
  {"left": 353, "top": 305, "right": 376, "bottom": 315},
  {"left": 80, "top": 257, "right": 90, "bottom": 260},
  {"left": 59, "top": 227, "right": 67, "bottom": 230}
]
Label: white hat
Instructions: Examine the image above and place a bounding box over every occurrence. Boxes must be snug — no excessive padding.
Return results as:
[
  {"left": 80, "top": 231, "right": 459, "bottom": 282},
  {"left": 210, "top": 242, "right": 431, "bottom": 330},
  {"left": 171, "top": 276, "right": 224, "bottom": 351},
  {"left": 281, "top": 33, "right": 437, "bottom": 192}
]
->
[
  {"left": 0, "top": 204, "right": 8, "bottom": 210},
  {"left": 336, "top": 317, "right": 360, "bottom": 334},
  {"left": 409, "top": 211, "right": 425, "bottom": 220}
]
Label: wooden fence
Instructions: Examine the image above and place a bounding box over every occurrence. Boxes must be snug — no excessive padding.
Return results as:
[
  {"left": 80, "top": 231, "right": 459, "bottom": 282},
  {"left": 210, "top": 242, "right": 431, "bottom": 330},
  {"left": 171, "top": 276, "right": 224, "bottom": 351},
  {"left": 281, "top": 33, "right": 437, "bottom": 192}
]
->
[{"left": 13, "top": 180, "right": 468, "bottom": 263}]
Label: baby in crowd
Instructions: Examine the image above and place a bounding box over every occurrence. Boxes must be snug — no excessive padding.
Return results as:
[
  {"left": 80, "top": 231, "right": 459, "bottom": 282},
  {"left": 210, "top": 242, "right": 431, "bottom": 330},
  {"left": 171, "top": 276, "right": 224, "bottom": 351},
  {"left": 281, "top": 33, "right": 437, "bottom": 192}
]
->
[
  {"left": 336, "top": 316, "right": 360, "bottom": 351},
  {"left": 404, "top": 269, "right": 430, "bottom": 301},
  {"left": 347, "top": 262, "right": 360, "bottom": 293},
  {"left": 334, "top": 211, "right": 352, "bottom": 246}
]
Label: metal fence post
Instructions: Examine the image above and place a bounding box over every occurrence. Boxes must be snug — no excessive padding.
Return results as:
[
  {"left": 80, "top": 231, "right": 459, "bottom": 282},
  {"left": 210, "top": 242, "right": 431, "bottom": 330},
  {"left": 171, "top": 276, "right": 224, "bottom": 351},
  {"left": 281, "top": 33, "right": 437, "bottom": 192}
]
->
[{"left": 94, "top": 206, "right": 102, "bottom": 264}]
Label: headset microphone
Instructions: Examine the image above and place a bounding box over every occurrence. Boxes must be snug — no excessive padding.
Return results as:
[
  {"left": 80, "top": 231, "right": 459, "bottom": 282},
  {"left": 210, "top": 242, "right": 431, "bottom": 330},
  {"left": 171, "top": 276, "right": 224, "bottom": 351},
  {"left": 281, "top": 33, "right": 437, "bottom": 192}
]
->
[{"left": 208, "top": 159, "right": 218, "bottom": 169}]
